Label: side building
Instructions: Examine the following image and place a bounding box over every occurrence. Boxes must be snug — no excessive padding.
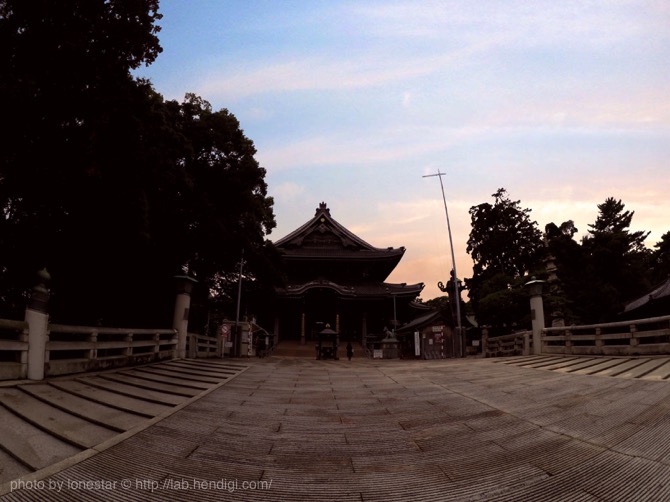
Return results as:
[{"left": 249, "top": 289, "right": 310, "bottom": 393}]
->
[{"left": 272, "top": 202, "right": 424, "bottom": 345}]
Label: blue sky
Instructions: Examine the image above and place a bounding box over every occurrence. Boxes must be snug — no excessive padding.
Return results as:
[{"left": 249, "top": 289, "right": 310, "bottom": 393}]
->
[{"left": 138, "top": 0, "right": 670, "bottom": 300}]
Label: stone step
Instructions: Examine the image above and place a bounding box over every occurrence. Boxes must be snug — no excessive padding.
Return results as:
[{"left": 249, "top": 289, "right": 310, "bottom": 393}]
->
[
  {"left": 0, "top": 446, "right": 31, "bottom": 486},
  {"left": 0, "top": 359, "right": 250, "bottom": 493},
  {"left": 570, "top": 358, "right": 624, "bottom": 375},
  {"left": 497, "top": 355, "right": 670, "bottom": 381},
  {"left": 18, "top": 383, "right": 146, "bottom": 432},
  {"left": 0, "top": 388, "right": 116, "bottom": 449},
  {"left": 593, "top": 358, "right": 652, "bottom": 377},
  {"left": 118, "top": 368, "right": 211, "bottom": 390},
  {"left": 49, "top": 379, "right": 172, "bottom": 417},
  {"left": 126, "top": 365, "right": 223, "bottom": 384},
  {"left": 0, "top": 405, "right": 80, "bottom": 480},
  {"left": 95, "top": 373, "right": 201, "bottom": 397},
  {"left": 75, "top": 376, "right": 184, "bottom": 406},
  {"left": 157, "top": 361, "right": 239, "bottom": 378}
]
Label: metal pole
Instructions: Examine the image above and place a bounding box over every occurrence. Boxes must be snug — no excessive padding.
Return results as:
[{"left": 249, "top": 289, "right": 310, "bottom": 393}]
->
[
  {"left": 423, "top": 170, "right": 463, "bottom": 355},
  {"left": 392, "top": 293, "right": 397, "bottom": 335},
  {"left": 236, "top": 255, "right": 243, "bottom": 326},
  {"left": 235, "top": 250, "right": 244, "bottom": 357}
]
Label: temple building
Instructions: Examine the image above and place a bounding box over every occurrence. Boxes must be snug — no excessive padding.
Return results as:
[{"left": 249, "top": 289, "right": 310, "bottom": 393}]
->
[{"left": 272, "top": 202, "right": 424, "bottom": 344}]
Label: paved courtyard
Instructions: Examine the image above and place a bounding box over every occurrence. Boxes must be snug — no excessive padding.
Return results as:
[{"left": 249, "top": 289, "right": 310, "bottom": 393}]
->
[{"left": 3, "top": 354, "right": 670, "bottom": 501}]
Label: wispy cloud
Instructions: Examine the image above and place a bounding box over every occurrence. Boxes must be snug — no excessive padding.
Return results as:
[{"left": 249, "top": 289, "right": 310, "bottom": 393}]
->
[
  {"left": 349, "top": 0, "right": 661, "bottom": 48},
  {"left": 195, "top": 36, "right": 503, "bottom": 101},
  {"left": 271, "top": 181, "right": 305, "bottom": 201}
]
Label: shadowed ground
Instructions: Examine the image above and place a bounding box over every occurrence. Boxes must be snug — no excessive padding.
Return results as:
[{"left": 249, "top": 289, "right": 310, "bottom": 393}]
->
[{"left": 3, "top": 353, "right": 670, "bottom": 501}]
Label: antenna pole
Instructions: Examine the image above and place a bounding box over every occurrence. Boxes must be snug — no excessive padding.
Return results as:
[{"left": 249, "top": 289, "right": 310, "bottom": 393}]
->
[{"left": 423, "top": 170, "right": 463, "bottom": 355}]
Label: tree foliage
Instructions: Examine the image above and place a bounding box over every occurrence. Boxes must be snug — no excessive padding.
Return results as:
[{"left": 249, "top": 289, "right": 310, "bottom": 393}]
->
[
  {"left": 0, "top": 1, "right": 278, "bottom": 325},
  {"left": 465, "top": 189, "right": 544, "bottom": 330},
  {"left": 546, "top": 198, "right": 654, "bottom": 323},
  {"left": 579, "top": 198, "right": 651, "bottom": 322},
  {"left": 0, "top": 0, "right": 164, "bottom": 317},
  {"left": 651, "top": 232, "right": 670, "bottom": 284},
  {"left": 587, "top": 197, "right": 649, "bottom": 253},
  {"left": 467, "top": 189, "right": 544, "bottom": 278},
  {"left": 466, "top": 189, "right": 666, "bottom": 328},
  {"left": 544, "top": 220, "right": 585, "bottom": 323}
]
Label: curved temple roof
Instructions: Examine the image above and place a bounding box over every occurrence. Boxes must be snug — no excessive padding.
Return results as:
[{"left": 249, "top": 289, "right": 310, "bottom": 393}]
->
[
  {"left": 274, "top": 202, "right": 422, "bottom": 294},
  {"left": 275, "top": 202, "right": 405, "bottom": 259}
]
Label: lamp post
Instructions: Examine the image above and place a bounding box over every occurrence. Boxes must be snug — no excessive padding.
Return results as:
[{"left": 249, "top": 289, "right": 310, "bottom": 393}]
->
[{"left": 423, "top": 170, "right": 463, "bottom": 355}]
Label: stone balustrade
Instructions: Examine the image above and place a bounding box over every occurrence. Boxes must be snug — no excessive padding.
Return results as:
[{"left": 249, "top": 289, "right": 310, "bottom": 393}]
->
[
  {"left": 186, "top": 331, "right": 221, "bottom": 358},
  {"left": 542, "top": 314, "right": 670, "bottom": 356},
  {"left": 484, "top": 330, "right": 531, "bottom": 357},
  {"left": 0, "top": 319, "right": 30, "bottom": 379},
  {"left": 45, "top": 324, "right": 178, "bottom": 376}
]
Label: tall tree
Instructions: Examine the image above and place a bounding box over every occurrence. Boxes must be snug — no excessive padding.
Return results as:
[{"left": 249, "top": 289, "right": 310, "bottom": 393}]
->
[
  {"left": 651, "top": 232, "right": 670, "bottom": 285},
  {"left": 587, "top": 197, "right": 649, "bottom": 253},
  {"left": 544, "top": 220, "right": 587, "bottom": 324},
  {"left": 466, "top": 188, "right": 544, "bottom": 331},
  {"left": 0, "top": 1, "right": 278, "bottom": 326},
  {"left": 161, "top": 94, "right": 279, "bottom": 326},
  {"left": 579, "top": 197, "right": 651, "bottom": 322},
  {"left": 0, "top": 0, "right": 163, "bottom": 319}
]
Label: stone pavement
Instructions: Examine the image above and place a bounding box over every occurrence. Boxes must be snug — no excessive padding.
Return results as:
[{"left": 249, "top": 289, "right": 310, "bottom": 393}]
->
[{"left": 4, "top": 354, "right": 670, "bottom": 501}]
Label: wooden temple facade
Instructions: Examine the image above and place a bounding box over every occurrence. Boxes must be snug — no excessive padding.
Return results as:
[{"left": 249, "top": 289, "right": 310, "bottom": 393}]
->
[{"left": 273, "top": 203, "right": 424, "bottom": 344}]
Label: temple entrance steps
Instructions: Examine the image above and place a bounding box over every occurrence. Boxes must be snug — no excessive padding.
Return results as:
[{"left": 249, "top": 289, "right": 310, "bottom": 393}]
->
[
  {"left": 273, "top": 340, "right": 362, "bottom": 358},
  {"left": 0, "top": 359, "right": 248, "bottom": 487}
]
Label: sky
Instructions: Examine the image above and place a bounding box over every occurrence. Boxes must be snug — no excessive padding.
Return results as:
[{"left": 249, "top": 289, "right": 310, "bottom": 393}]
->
[{"left": 138, "top": 0, "right": 670, "bottom": 301}]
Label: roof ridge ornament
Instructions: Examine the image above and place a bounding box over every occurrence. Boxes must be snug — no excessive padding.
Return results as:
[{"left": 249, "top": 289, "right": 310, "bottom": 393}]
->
[{"left": 316, "top": 202, "right": 331, "bottom": 216}]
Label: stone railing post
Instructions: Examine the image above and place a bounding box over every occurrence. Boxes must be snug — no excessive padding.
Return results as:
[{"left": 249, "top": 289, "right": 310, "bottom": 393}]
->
[
  {"left": 629, "top": 324, "right": 638, "bottom": 349},
  {"left": 525, "top": 279, "right": 546, "bottom": 356},
  {"left": 173, "top": 275, "right": 197, "bottom": 359},
  {"left": 523, "top": 331, "right": 531, "bottom": 356},
  {"left": 25, "top": 269, "right": 51, "bottom": 380},
  {"left": 595, "top": 327, "right": 603, "bottom": 351},
  {"left": 188, "top": 333, "right": 197, "bottom": 358},
  {"left": 565, "top": 329, "right": 573, "bottom": 354}
]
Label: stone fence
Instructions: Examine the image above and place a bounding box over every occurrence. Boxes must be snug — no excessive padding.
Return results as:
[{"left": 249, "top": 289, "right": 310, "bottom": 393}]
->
[
  {"left": 542, "top": 314, "right": 670, "bottom": 356},
  {"left": 0, "top": 319, "right": 29, "bottom": 380},
  {"left": 186, "top": 331, "right": 221, "bottom": 359},
  {"left": 0, "top": 316, "right": 181, "bottom": 381},
  {"left": 483, "top": 330, "right": 532, "bottom": 357},
  {"left": 46, "top": 324, "right": 178, "bottom": 376},
  {"left": 0, "top": 270, "right": 268, "bottom": 380},
  {"left": 483, "top": 315, "right": 670, "bottom": 358}
]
